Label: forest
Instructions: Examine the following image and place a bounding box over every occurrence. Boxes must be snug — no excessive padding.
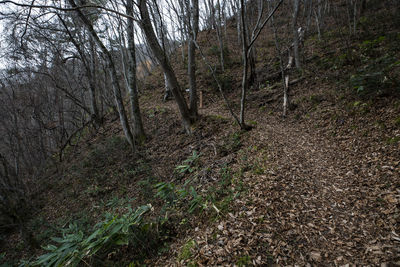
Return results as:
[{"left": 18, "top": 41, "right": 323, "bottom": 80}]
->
[{"left": 0, "top": 0, "right": 399, "bottom": 266}]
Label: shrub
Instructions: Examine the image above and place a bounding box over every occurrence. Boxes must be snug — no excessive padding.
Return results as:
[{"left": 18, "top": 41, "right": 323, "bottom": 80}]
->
[
  {"left": 155, "top": 181, "right": 206, "bottom": 214},
  {"left": 31, "top": 205, "right": 152, "bottom": 267}
]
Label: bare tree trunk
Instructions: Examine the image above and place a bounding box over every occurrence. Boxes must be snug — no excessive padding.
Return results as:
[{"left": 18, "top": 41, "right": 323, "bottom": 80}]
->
[
  {"left": 239, "top": 0, "right": 249, "bottom": 129},
  {"left": 194, "top": 39, "right": 241, "bottom": 126},
  {"left": 283, "top": 75, "right": 290, "bottom": 117},
  {"left": 314, "top": 0, "right": 327, "bottom": 40},
  {"left": 238, "top": 0, "right": 283, "bottom": 128},
  {"left": 139, "top": 0, "right": 193, "bottom": 133},
  {"left": 292, "top": 0, "right": 301, "bottom": 69},
  {"left": 248, "top": 0, "right": 265, "bottom": 88},
  {"left": 234, "top": 0, "right": 241, "bottom": 44},
  {"left": 127, "top": 0, "right": 145, "bottom": 141},
  {"left": 67, "top": 0, "right": 134, "bottom": 148},
  {"left": 270, "top": 1, "right": 290, "bottom": 117},
  {"left": 151, "top": 1, "right": 174, "bottom": 102},
  {"left": 163, "top": 73, "right": 172, "bottom": 101},
  {"left": 89, "top": 36, "right": 101, "bottom": 125},
  {"left": 305, "top": 0, "right": 313, "bottom": 35},
  {"left": 187, "top": 0, "right": 199, "bottom": 118},
  {"left": 216, "top": 0, "right": 225, "bottom": 72}
]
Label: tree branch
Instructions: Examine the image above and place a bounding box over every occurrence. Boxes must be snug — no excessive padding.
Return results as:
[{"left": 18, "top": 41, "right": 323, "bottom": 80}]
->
[
  {"left": 0, "top": 0, "right": 139, "bottom": 21},
  {"left": 247, "top": 0, "right": 283, "bottom": 54}
]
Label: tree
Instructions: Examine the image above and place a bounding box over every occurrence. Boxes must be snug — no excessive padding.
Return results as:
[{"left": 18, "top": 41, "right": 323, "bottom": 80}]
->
[
  {"left": 239, "top": 0, "right": 283, "bottom": 129},
  {"left": 126, "top": 0, "right": 145, "bottom": 141},
  {"left": 138, "top": 0, "right": 194, "bottom": 133},
  {"left": 292, "top": 0, "right": 301, "bottom": 69},
  {"left": 186, "top": 0, "right": 200, "bottom": 118},
  {"left": 67, "top": 0, "right": 135, "bottom": 148}
]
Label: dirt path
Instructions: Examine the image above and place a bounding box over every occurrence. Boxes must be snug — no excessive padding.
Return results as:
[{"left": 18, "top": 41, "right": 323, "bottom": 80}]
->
[
  {"left": 154, "top": 100, "right": 399, "bottom": 265},
  {"left": 193, "top": 107, "right": 399, "bottom": 265}
]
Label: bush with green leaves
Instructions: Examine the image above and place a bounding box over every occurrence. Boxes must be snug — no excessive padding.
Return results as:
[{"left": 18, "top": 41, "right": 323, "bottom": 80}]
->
[
  {"left": 154, "top": 181, "right": 206, "bottom": 214},
  {"left": 154, "top": 151, "right": 207, "bottom": 214},
  {"left": 30, "top": 204, "right": 152, "bottom": 267}
]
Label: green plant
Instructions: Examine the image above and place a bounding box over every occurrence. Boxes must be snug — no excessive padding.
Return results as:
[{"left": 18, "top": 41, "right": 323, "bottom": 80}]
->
[
  {"left": 178, "top": 239, "right": 196, "bottom": 262},
  {"left": 175, "top": 151, "right": 200, "bottom": 174},
  {"left": 359, "top": 36, "right": 386, "bottom": 57},
  {"left": 236, "top": 254, "right": 251, "bottom": 266},
  {"left": 155, "top": 182, "right": 177, "bottom": 205},
  {"left": 105, "top": 196, "right": 135, "bottom": 208},
  {"left": 0, "top": 252, "right": 11, "bottom": 267},
  {"left": 187, "top": 186, "right": 206, "bottom": 214},
  {"left": 32, "top": 205, "right": 152, "bottom": 267},
  {"left": 155, "top": 181, "right": 206, "bottom": 214},
  {"left": 248, "top": 120, "right": 257, "bottom": 126},
  {"left": 147, "top": 106, "right": 167, "bottom": 118},
  {"left": 352, "top": 101, "right": 370, "bottom": 114},
  {"left": 252, "top": 163, "right": 265, "bottom": 175},
  {"left": 386, "top": 136, "right": 400, "bottom": 145}
]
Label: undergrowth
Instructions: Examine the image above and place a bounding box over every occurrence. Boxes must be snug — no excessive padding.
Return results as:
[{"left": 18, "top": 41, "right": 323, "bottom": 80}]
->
[{"left": 24, "top": 205, "right": 153, "bottom": 266}]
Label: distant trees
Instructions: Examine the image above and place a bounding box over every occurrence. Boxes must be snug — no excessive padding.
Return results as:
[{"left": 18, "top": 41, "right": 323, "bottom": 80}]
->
[
  {"left": 67, "top": 0, "right": 136, "bottom": 148},
  {"left": 0, "top": 152, "right": 37, "bottom": 248}
]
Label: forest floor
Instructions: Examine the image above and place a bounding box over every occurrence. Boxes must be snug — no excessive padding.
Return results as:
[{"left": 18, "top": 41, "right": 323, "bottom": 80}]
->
[
  {"left": 145, "top": 78, "right": 400, "bottom": 266},
  {"left": 2, "top": 3, "right": 400, "bottom": 266}
]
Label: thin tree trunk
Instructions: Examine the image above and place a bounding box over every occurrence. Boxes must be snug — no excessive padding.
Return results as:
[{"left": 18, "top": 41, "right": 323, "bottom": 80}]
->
[
  {"left": 67, "top": 0, "right": 135, "bottom": 148},
  {"left": 139, "top": 0, "right": 193, "bottom": 133},
  {"left": 292, "top": 0, "right": 301, "bottom": 69},
  {"left": 188, "top": 0, "right": 199, "bottom": 118},
  {"left": 270, "top": 1, "right": 290, "bottom": 117},
  {"left": 127, "top": 0, "right": 145, "bottom": 141},
  {"left": 194, "top": 40, "right": 241, "bottom": 126},
  {"left": 89, "top": 36, "right": 101, "bottom": 125},
  {"left": 305, "top": 0, "right": 313, "bottom": 35},
  {"left": 239, "top": 0, "right": 249, "bottom": 129},
  {"left": 217, "top": 0, "right": 225, "bottom": 71}
]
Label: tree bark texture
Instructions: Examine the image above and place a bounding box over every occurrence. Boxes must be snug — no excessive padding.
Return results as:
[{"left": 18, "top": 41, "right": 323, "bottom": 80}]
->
[{"left": 126, "top": 0, "right": 145, "bottom": 141}]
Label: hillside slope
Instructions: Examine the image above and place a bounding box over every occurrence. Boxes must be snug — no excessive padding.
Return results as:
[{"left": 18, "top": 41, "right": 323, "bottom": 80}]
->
[{"left": 1, "top": 2, "right": 400, "bottom": 266}]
